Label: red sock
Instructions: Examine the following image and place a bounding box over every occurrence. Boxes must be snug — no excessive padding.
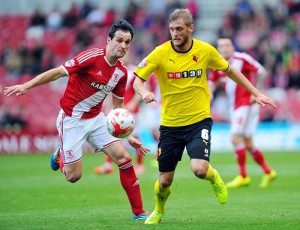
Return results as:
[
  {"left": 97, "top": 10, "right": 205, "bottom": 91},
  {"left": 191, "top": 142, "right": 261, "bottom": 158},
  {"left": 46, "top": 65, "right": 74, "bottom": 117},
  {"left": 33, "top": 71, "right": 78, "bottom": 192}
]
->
[
  {"left": 136, "top": 150, "right": 143, "bottom": 165},
  {"left": 250, "top": 148, "right": 271, "bottom": 174},
  {"left": 106, "top": 155, "right": 113, "bottom": 163},
  {"left": 235, "top": 146, "right": 247, "bottom": 178},
  {"left": 58, "top": 149, "right": 66, "bottom": 177},
  {"left": 118, "top": 159, "right": 144, "bottom": 215}
]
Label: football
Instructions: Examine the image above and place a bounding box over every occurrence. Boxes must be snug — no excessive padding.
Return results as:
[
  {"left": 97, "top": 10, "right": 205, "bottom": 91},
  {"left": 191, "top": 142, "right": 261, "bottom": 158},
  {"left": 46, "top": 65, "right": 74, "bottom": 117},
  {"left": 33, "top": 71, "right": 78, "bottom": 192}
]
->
[{"left": 106, "top": 108, "right": 135, "bottom": 138}]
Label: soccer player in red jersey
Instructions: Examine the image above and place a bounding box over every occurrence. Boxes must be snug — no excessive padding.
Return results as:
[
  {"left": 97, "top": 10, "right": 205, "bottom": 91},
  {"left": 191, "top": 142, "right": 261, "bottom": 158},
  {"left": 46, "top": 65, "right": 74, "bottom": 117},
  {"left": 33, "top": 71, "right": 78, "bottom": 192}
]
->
[
  {"left": 209, "top": 37, "right": 277, "bottom": 188},
  {"left": 4, "top": 19, "right": 150, "bottom": 220}
]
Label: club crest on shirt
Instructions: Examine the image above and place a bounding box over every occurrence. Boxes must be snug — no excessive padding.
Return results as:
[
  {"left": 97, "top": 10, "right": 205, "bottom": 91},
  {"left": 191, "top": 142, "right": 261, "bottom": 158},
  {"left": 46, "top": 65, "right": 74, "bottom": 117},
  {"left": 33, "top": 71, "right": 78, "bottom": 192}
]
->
[
  {"left": 65, "top": 59, "right": 75, "bottom": 67},
  {"left": 193, "top": 55, "right": 199, "bottom": 62},
  {"left": 113, "top": 74, "right": 119, "bottom": 83},
  {"left": 138, "top": 59, "right": 147, "bottom": 68}
]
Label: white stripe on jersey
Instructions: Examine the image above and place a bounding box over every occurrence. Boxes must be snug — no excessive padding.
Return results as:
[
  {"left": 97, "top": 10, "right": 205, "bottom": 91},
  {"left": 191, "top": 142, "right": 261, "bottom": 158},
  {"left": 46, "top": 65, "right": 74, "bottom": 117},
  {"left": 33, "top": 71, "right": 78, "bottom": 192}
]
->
[
  {"left": 232, "top": 52, "right": 263, "bottom": 73},
  {"left": 71, "top": 67, "right": 125, "bottom": 118},
  {"left": 72, "top": 90, "right": 107, "bottom": 118},
  {"left": 77, "top": 49, "right": 103, "bottom": 62},
  {"left": 77, "top": 49, "right": 104, "bottom": 64}
]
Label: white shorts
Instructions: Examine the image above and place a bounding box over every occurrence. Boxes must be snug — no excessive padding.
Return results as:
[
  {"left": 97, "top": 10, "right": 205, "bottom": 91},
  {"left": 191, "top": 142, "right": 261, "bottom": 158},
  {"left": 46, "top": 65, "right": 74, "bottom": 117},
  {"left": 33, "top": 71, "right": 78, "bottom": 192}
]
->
[
  {"left": 230, "top": 104, "right": 259, "bottom": 137},
  {"left": 56, "top": 109, "right": 121, "bottom": 165}
]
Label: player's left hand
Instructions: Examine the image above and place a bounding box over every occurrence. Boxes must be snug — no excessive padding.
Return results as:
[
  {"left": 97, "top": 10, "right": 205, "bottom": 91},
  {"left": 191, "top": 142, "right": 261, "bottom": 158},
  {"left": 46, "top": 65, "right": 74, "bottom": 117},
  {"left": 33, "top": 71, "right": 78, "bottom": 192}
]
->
[
  {"left": 4, "top": 84, "right": 28, "bottom": 96},
  {"left": 253, "top": 92, "right": 276, "bottom": 108},
  {"left": 127, "top": 135, "right": 150, "bottom": 156}
]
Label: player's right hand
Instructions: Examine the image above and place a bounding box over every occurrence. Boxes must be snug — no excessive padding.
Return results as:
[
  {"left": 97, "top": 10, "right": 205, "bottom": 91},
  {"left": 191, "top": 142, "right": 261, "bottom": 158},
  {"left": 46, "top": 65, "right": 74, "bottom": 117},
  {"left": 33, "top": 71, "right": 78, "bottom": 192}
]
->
[
  {"left": 142, "top": 92, "right": 157, "bottom": 103},
  {"left": 4, "top": 85, "right": 27, "bottom": 96}
]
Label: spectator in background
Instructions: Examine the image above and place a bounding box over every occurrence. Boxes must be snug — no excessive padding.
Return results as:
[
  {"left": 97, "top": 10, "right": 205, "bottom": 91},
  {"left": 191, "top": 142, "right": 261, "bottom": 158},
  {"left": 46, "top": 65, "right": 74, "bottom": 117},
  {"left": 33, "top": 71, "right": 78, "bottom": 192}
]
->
[
  {"left": 74, "top": 20, "right": 93, "bottom": 53},
  {"left": 86, "top": 6, "right": 106, "bottom": 26},
  {"left": 46, "top": 7, "right": 63, "bottom": 30},
  {"left": 0, "top": 105, "right": 27, "bottom": 133},
  {"left": 80, "top": 0, "right": 94, "bottom": 19},
  {"left": 124, "top": 0, "right": 139, "bottom": 25},
  {"left": 62, "top": 2, "right": 79, "bottom": 28},
  {"left": 19, "top": 38, "right": 44, "bottom": 75},
  {"left": 186, "top": 0, "right": 199, "bottom": 20},
  {"left": 26, "top": 7, "right": 46, "bottom": 41}
]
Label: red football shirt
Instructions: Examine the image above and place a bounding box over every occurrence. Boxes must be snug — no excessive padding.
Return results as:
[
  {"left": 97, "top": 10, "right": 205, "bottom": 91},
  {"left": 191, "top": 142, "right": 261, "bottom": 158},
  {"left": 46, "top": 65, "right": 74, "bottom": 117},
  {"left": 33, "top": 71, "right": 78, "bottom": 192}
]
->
[
  {"left": 60, "top": 47, "right": 127, "bottom": 119},
  {"left": 210, "top": 51, "right": 263, "bottom": 110}
]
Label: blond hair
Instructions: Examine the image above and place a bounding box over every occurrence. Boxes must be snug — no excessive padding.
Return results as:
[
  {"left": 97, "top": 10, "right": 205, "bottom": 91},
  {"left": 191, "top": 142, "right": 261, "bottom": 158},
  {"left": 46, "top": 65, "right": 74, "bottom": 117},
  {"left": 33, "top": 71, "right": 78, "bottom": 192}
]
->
[{"left": 169, "top": 8, "right": 193, "bottom": 26}]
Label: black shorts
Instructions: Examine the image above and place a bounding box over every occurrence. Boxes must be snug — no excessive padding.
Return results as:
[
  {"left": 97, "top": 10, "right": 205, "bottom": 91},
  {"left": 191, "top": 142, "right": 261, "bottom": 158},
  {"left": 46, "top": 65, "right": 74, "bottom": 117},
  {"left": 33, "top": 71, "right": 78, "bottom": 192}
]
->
[{"left": 157, "top": 118, "right": 213, "bottom": 172}]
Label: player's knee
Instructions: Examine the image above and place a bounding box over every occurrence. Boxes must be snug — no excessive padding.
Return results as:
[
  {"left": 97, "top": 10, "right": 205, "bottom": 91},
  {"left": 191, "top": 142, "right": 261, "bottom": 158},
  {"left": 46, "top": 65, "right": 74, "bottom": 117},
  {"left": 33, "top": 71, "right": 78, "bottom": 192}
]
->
[
  {"left": 160, "top": 177, "right": 173, "bottom": 188},
  {"left": 65, "top": 173, "right": 81, "bottom": 183},
  {"left": 192, "top": 167, "right": 207, "bottom": 179}
]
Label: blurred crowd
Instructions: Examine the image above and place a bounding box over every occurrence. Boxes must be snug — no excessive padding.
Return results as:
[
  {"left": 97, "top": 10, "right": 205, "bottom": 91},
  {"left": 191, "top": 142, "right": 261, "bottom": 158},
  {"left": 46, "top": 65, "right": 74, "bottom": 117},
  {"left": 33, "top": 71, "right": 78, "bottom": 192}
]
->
[
  {"left": 0, "top": 0, "right": 300, "bottom": 133},
  {"left": 218, "top": 0, "right": 300, "bottom": 89}
]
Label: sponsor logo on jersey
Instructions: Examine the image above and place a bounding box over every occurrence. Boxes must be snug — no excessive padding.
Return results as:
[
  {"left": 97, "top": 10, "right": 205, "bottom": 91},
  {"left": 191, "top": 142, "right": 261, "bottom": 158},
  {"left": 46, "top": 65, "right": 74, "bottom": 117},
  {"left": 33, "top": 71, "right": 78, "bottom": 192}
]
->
[
  {"left": 65, "top": 59, "right": 75, "bottom": 67},
  {"left": 91, "top": 82, "right": 114, "bottom": 94},
  {"left": 193, "top": 55, "right": 199, "bottom": 62},
  {"left": 138, "top": 59, "right": 147, "bottom": 68},
  {"left": 169, "top": 58, "right": 175, "bottom": 63},
  {"left": 97, "top": 71, "right": 102, "bottom": 76},
  {"left": 167, "top": 69, "right": 203, "bottom": 79}
]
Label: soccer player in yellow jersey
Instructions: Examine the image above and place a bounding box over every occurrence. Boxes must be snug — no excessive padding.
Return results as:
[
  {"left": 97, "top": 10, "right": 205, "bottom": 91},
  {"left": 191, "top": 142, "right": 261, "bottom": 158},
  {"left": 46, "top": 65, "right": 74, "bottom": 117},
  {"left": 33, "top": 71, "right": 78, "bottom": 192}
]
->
[{"left": 133, "top": 9, "right": 276, "bottom": 224}]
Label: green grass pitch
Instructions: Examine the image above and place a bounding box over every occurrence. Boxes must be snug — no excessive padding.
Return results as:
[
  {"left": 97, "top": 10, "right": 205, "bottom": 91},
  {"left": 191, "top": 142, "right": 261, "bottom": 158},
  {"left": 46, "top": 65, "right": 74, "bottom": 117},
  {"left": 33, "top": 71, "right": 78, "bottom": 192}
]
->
[{"left": 0, "top": 151, "right": 299, "bottom": 229}]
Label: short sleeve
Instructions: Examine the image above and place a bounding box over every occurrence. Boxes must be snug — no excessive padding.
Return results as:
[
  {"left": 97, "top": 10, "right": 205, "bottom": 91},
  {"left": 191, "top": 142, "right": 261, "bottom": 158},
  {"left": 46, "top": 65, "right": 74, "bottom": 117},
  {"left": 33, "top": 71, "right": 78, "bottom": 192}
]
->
[
  {"left": 134, "top": 48, "right": 159, "bottom": 81},
  {"left": 207, "top": 45, "right": 229, "bottom": 71}
]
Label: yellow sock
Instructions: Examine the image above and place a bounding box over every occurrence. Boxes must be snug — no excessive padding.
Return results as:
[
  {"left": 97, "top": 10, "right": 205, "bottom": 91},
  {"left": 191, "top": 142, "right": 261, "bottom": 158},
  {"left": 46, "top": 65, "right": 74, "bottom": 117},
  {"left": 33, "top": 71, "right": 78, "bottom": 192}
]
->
[
  {"left": 204, "top": 164, "right": 218, "bottom": 183},
  {"left": 154, "top": 179, "right": 171, "bottom": 213}
]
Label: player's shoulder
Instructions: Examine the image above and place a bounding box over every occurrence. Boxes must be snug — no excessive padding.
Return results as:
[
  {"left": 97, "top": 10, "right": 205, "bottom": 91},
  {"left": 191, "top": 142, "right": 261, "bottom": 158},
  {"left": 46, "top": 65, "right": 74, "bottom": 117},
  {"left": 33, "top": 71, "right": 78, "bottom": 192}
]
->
[
  {"left": 76, "top": 47, "right": 105, "bottom": 64},
  {"left": 118, "top": 59, "right": 128, "bottom": 71},
  {"left": 233, "top": 51, "right": 255, "bottom": 62},
  {"left": 154, "top": 41, "right": 172, "bottom": 52}
]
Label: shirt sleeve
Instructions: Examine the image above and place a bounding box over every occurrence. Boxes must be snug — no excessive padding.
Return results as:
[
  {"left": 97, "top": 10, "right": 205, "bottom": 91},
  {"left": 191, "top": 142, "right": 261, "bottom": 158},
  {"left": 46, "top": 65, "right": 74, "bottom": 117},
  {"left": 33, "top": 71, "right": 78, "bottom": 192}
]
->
[
  {"left": 207, "top": 45, "right": 229, "bottom": 71},
  {"left": 134, "top": 48, "right": 159, "bottom": 81},
  {"left": 62, "top": 50, "right": 95, "bottom": 76}
]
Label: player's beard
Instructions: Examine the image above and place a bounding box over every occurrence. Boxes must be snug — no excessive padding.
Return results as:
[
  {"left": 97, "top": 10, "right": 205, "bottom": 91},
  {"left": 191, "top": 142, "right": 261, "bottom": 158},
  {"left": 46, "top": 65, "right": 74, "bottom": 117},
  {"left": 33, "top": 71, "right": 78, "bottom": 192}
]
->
[{"left": 172, "top": 34, "right": 189, "bottom": 49}]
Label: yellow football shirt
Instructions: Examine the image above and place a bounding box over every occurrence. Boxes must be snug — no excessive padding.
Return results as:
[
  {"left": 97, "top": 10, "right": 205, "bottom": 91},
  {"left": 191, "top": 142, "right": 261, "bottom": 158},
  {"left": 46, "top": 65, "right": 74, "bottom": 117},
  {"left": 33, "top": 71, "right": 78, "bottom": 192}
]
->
[{"left": 134, "top": 39, "right": 229, "bottom": 127}]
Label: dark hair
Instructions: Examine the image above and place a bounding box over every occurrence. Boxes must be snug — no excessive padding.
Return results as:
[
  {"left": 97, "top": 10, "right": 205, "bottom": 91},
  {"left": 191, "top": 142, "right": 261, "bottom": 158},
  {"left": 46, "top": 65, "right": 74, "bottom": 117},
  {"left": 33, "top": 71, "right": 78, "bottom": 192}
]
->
[
  {"left": 218, "top": 36, "right": 234, "bottom": 43},
  {"left": 108, "top": 19, "right": 134, "bottom": 40}
]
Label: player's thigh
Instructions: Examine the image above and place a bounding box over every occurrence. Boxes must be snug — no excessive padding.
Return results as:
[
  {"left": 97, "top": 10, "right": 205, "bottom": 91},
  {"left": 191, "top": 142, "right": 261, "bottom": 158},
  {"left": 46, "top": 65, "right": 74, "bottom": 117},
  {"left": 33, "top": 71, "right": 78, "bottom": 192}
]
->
[
  {"left": 56, "top": 110, "right": 88, "bottom": 165},
  {"left": 102, "top": 141, "right": 131, "bottom": 165},
  {"left": 185, "top": 118, "right": 213, "bottom": 162},
  {"left": 244, "top": 104, "right": 259, "bottom": 137},
  {"left": 230, "top": 106, "right": 251, "bottom": 135},
  {"left": 158, "top": 126, "right": 185, "bottom": 172},
  {"left": 87, "top": 112, "right": 123, "bottom": 153}
]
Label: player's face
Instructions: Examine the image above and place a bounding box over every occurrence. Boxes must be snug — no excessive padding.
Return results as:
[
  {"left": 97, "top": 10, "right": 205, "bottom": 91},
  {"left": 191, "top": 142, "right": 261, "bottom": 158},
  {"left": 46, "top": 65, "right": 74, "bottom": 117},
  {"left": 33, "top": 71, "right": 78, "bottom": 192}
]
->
[
  {"left": 169, "top": 18, "right": 194, "bottom": 51},
  {"left": 217, "top": 39, "right": 234, "bottom": 60},
  {"left": 107, "top": 30, "right": 132, "bottom": 59}
]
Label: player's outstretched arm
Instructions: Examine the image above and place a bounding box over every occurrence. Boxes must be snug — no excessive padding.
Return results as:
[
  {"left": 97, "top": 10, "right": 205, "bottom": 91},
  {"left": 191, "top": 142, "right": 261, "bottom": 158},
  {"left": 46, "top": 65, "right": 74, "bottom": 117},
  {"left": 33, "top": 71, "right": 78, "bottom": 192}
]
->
[
  {"left": 4, "top": 67, "right": 66, "bottom": 97},
  {"left": 133, "top": 75, "right": 157, "bottom": 104},
  {"left": 224, "top": 65, "right": 276, "bottom": 108},
  {"left": 127, "top": 135, "right": 150, "bottom": 156}
]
